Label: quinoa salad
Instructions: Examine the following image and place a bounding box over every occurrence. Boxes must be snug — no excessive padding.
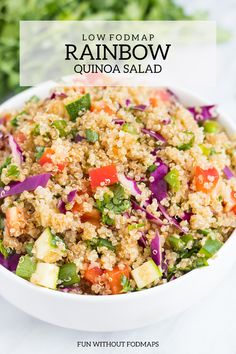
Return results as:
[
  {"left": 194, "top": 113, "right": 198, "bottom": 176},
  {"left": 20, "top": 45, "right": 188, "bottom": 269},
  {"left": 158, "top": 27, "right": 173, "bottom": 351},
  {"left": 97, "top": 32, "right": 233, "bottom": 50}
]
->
[{"left": 0, "top": 86, "right": 236, "bottom": 295}]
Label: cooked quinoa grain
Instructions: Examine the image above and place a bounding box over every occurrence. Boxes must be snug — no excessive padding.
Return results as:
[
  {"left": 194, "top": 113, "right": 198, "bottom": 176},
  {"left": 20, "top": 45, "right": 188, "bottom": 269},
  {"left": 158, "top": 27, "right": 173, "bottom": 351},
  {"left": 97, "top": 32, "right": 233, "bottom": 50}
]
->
[{"left": 0, "top": 87, "right": 236, "bottom": 295}]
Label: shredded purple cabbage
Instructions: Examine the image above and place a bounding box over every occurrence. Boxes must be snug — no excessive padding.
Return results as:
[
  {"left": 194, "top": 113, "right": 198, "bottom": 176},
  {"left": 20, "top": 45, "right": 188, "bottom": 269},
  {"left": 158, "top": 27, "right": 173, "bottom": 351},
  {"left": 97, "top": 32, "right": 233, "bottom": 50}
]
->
[
  {"left": 158, "top": 203, "right": 188, "bottom": 233},
  {"left": 223, "top": 166, "right": 234, "bottom": 180},
  {"left": 0, "top": 173, "right": 51, "bottom": 199},
  {"left": 150, "top": 233, "right": 162, "bottom": 266},
  {"left": 0, "top": 254, "right": 8, "bottom": 268},
  {"left": 141, "top": 128, "right": 166, "bottom": 143},
  {"left": 125, "top": 99, "right": 131, "bottom": 107},
  {"left": 166, "top": 89, "right": 179, "bottom": 101},
  {"left": 132, "top": 104, "right": 147, "bottom": 111},
  {"left": 188, "top": 105, "right": 217, "bottom": 122},
  {"left": 58, "top": 200, "right": 66, "bottom": 214},
  {"left": 8, "top": 134, "right": 24, "bottom": 165},
  {"left": 113, "top": 119, "right": 125, "bottom": 125},
  {"left": 150, "top": 159, "right": 169, "bottom": 202},
  {"left": 0, "top": 253, "right": 21, "bottom": 272},
  {"left": 67, "top": 189, "right": 77, "bottom": 203},
  {"left": 132, "top": 199, "right": 163, "bottom": 225},
  {"left": 138, "top": 234, "right": 148, "bottom": 248},
  {"left": 118, "top": 173, "right": 141, "bottom": 197},
  {"left": 50, "top": 92, "right": 67, "bottom": 99},
  {"left": 74, "top": 134, "right": 84, "bottom": 142},
  {"left": 162, "top": 118, "right": 171, "bottom": 125},
  {"left": 58, "top": 189, "right": 77, "bottom": 213},
  {"left": 181, "top": 211, "right": 193, "bottom": 222}
]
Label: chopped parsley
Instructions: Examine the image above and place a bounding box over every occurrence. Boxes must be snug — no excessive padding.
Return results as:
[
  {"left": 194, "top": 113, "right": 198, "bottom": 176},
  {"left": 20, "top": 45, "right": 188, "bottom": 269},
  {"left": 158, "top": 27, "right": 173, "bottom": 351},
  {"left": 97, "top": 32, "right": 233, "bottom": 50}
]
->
[
  {"left": 88, "top": 237, "right": 115, "bottom": 251},
  {"left": 177, "top": 131, "right": 195, "bottom": 151},
  {"left": 35, "top": 146, "right": 45, "bottom": 161},
  {"left": 102, "top": 214, "right": 115, "bottom": 226},
  {"left": 10, "top": 116, "right": 19, "bottom": 128},
  {"left": 0, "top": 156, "right": 12, "bottom": 175},
  {"left": 32, "top": 124, "right": 40, "bottom": 136},
  {"left": 6, "top": 164, "right": 20, "bottom": 178},
  {"left": 96, "top": 184, "right": 130, "bottom": 226},
  {"left": 10, "top": 111, "right": 27, "bottom": 128},
  {"left": 147, "top": 164, "right": 157, "bottom": 173},
  {"left": 96, "top": 184, "right": 130, "bottom": 215}
]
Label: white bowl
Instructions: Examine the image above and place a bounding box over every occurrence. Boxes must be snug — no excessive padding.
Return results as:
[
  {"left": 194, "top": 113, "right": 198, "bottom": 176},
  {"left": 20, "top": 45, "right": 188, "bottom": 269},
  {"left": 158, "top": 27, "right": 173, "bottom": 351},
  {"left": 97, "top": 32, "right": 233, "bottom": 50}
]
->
[{"left": 0, "top": 82, "right": 236, "bottom": 332}]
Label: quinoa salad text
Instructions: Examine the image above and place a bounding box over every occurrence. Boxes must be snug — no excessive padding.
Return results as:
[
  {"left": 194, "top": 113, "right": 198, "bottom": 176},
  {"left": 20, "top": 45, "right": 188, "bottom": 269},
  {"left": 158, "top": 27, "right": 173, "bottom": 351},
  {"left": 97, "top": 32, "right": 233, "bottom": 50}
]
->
[{"left": 0, "top": 86, "right": 236, "bottom": 295}]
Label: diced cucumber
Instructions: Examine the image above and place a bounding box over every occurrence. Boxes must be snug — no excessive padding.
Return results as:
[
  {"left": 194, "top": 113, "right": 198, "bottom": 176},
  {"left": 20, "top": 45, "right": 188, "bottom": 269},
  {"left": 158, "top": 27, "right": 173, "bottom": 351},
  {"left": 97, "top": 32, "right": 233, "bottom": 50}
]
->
[
  {"left": 65, "top": 93, "right": 91, "bottom": 121},
  {"left": 16, "top": 255, "right": 37, "bottom": 280},
  {"left": 32, "top": 228, "right": 66, "bottom": 263},
  {"left": 131, "top": 259, "right": 162, "bottom": 289},
  {"left": 30, "top": 262, "right": 59, "bottom": 290},
  {"left": 59, "top": 263, "right": 80, "bottom": 286}
]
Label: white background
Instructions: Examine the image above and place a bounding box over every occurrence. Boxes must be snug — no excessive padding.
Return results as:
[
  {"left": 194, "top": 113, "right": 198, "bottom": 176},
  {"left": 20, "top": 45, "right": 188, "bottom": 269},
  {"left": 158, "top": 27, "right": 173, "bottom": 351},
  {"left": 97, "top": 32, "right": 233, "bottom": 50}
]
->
[{"left": 1, "top": 1, "right": 236, "bottom": 353}]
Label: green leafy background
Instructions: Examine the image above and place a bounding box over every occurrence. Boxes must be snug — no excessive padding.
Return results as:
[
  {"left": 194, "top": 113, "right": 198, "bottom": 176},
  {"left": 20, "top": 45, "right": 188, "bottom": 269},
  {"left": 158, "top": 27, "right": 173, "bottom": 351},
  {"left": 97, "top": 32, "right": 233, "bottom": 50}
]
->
[{"left": 0, "top": 0, "right": 230, "bottom": 101}]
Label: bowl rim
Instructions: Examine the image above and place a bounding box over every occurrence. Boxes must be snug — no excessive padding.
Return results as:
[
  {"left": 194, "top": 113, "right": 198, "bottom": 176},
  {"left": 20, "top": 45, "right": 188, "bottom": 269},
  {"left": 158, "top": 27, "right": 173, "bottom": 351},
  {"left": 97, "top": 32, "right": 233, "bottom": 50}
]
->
[{"left": 0, "top": 81, "right": 236, "bottom": 302}]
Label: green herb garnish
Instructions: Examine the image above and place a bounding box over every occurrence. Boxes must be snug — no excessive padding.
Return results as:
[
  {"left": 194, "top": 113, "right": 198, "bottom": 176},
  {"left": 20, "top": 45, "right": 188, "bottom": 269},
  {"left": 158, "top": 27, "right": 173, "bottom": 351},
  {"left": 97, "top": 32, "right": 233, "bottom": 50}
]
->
[
  {"left": 0, "top": 156, "right": 12, "bottom": 175},
  {"left": 35, "top": 146, "right": 45, "bottom": 161},
  {"left": 10, "top": 111, "right": 27, "bottom": 128},
  {"left": 96, "top": 184, "right": 130, "bottom": 225},
  {"left": 177, "top": 131, "right": 195, "bottom": 151},
  {"left": 147, "top": 164, "right": 157, "bottom": 173},
  {"left": 32, "top": 124, "right": 40, "bottom": 136},
  {"left": 88, "top": 237, "right": 115, "bottom": 251},
  {"left": 6, "top": 164, "right": 20, "bottom": 178},
  {"left": 101, "top": 214, "right": 115, "bottom": 226},
  {"left": 10, "top": 116, "right": 19, "bottom": 128}
]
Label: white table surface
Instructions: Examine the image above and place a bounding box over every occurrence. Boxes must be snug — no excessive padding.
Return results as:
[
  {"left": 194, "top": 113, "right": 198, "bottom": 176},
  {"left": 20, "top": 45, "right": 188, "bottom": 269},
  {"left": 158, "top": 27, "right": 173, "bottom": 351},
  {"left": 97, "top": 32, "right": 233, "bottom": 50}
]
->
[{"left": 1, "top": 1, "right": 236, "bottom": 353}]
